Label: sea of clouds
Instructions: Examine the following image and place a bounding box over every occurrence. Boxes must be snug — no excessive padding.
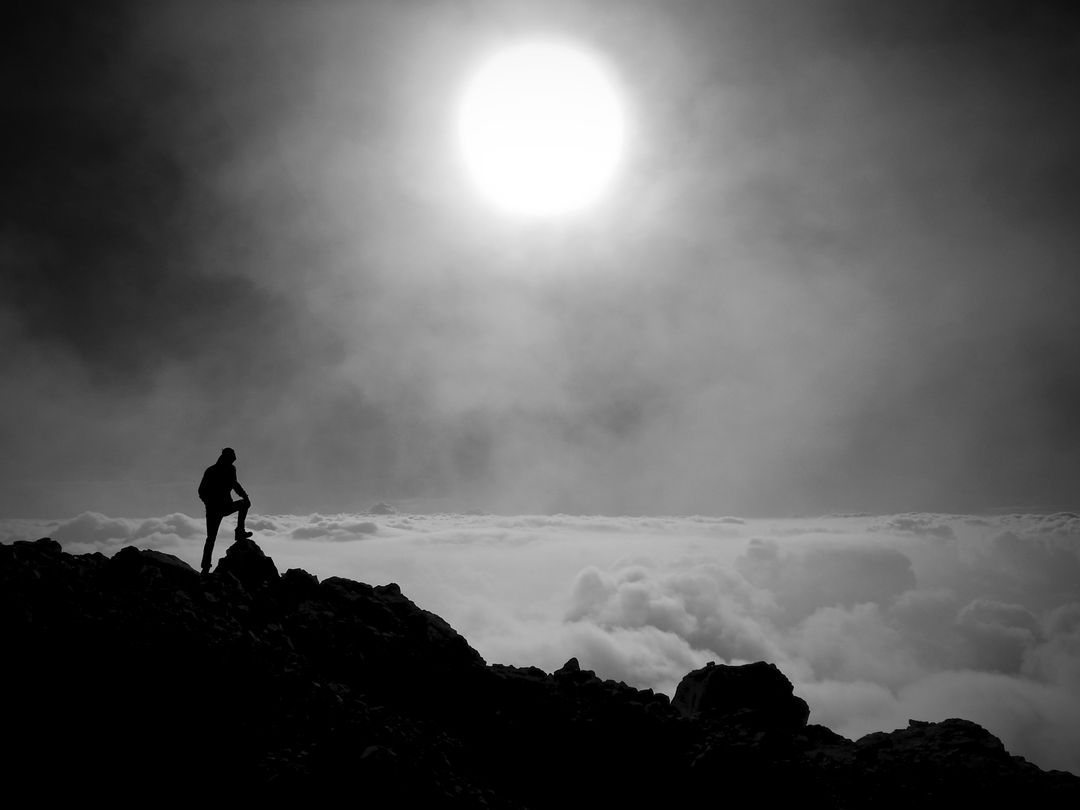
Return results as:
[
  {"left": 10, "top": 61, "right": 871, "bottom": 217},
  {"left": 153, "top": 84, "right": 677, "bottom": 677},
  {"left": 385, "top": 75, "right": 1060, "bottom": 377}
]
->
[{"left": 4, "top": 510, "right": 1079, "bottom": 775}]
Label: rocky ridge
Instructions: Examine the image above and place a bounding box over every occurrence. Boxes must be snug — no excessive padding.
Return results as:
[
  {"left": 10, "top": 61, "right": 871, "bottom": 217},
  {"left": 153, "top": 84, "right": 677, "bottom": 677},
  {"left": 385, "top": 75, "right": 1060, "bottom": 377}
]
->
[{"left": 2, "top": 536, "right": 1077, "bottom": 806}]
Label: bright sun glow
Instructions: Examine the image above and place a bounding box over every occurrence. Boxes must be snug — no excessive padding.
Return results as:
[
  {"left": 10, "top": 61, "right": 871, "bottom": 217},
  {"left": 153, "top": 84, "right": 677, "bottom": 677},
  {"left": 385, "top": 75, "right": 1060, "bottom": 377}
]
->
[{"left": 457, "top": 40, "right": 627, "bottom": 218}]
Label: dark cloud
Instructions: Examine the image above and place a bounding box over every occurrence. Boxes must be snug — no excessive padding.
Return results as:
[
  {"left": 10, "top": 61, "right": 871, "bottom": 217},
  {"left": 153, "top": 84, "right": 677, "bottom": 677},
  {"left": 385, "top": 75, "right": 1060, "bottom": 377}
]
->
[
  {"left": 46, "top": 510, "right": 201, "bottom": 548},
  {"left": 3, "top": 0, "right": 1080, "bottom": 517},
  {"left": 3, "top": 1, "right": 339, "bottom": 390},
  {"left": 49, "top": 512, "right": 134, "bottom": 546},
  {"left": 291, "top": 519, "right": 378, "bottom": 541}
]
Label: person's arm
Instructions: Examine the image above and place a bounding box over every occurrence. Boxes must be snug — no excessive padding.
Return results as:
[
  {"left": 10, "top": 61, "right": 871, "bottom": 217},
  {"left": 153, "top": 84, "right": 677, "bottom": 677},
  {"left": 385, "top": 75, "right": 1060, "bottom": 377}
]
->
[{"left": 230, "top": 466, "right": 250, "bottom": 502}]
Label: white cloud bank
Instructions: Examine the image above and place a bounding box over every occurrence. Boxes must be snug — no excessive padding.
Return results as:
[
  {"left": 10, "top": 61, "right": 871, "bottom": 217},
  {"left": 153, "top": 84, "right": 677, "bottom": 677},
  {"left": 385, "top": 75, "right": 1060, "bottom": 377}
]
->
[{"left": 4, "top": 510, "right": 1079, "bottom": 775}]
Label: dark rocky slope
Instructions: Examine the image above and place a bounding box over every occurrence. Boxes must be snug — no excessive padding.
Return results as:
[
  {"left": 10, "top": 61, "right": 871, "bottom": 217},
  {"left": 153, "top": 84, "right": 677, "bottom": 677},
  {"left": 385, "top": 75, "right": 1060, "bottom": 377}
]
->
[{"left": 2, "top": 536, "right": 1077, "bottom": 806}]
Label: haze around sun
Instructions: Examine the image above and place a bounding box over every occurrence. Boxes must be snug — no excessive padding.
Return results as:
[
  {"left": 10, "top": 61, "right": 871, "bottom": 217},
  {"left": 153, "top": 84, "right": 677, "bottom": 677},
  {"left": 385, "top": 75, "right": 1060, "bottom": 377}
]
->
[{"left": 457, "top": 39, "right": 627, "bottom": 217}]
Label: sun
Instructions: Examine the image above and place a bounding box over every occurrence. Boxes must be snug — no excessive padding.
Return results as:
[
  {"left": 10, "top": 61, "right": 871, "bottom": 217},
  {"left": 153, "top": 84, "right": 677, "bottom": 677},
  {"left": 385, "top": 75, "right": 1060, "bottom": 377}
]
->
[{"left": 457, "top": 40, "right": 627, "bottom": 218}]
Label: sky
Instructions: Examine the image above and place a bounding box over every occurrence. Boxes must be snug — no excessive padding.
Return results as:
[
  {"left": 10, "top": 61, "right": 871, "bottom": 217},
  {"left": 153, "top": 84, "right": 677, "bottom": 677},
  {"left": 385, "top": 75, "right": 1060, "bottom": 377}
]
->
[
  {"left": 4, "top": 3, "right": 1080, "bottom": 776},
  {"left": 4, "top": 0, "right": 1080, "bottom": 518},
  {"left": 4, "top": 509, "right": 1079, "bottom": 775}
]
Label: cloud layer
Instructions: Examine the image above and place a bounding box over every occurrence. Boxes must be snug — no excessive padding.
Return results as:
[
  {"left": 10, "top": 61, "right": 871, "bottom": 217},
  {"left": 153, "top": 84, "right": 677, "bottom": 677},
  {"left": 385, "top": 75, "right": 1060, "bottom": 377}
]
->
[{"left": 5, "top": 509, "right": 1079, "bottom": 775}]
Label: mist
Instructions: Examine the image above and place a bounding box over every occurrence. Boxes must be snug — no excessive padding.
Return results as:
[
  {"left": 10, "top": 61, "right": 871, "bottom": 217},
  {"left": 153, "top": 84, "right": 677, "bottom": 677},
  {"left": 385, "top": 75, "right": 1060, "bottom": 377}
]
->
[{"left": 4, "top": 0, "right": 1079, "bottom": 518}]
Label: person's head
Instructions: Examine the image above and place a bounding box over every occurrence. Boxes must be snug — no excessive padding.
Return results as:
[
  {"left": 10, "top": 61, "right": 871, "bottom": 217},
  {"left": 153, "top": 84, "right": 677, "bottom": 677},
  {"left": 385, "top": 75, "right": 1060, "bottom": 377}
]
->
[{"left": 219, "top": 447, "right": 236, "bottom": 463}]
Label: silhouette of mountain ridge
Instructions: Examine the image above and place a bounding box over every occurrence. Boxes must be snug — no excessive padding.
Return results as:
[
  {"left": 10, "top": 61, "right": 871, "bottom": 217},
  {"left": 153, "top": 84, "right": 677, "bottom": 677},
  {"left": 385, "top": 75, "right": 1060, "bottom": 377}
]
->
[{"left": 2, "top": 536, "right": 1077, "bottom": 805}]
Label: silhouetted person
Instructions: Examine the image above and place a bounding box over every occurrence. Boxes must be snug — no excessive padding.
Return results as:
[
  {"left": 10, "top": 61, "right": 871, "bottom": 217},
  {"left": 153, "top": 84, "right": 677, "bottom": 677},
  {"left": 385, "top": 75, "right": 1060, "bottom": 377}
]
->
[{"left": 198, "top": 447, "right": 252, "bottom": 575}]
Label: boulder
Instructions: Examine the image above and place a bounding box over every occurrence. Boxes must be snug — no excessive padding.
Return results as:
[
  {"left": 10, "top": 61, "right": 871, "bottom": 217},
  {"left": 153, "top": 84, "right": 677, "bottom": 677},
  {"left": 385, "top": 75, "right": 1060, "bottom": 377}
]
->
[
  {"left": 215, "top": 536, "right": 279, "bottom": 590},
  {"left": 108, "top": 545, "right": 200, "bottom": 588},
  {"left": 856, "top": 718, "right": 1010, "bottom": 764},
  {"left": 554, "top": 657, "right": 581, "bottom": 676},
  {"left": 673, "top": 661, "right": 810, "bottom": 732},
  {"left": 15, "top": 537, "right": 63, "bottom": 556},
  {"left": 282, "top": 567, "right": 320, "bottom": 593}
]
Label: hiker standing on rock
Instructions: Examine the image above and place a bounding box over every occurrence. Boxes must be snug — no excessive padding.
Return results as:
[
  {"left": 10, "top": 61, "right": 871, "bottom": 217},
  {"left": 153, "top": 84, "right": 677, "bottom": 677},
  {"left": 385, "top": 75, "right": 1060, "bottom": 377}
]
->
[{"left": 198, "top": 447, "right": 252, "bottom": 575}]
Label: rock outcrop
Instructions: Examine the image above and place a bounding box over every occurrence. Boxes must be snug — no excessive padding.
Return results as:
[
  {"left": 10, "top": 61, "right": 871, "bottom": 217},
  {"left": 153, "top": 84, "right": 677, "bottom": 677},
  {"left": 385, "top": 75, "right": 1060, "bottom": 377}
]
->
[
  {"left": 1, "top": 536, "right": 1077, "bottom": 806},
  {"left": 673, "top": 660, "right": 810, "bottom": 731},
  {"left": 215, "top": 534, "right": 279, "bottom": 590}
]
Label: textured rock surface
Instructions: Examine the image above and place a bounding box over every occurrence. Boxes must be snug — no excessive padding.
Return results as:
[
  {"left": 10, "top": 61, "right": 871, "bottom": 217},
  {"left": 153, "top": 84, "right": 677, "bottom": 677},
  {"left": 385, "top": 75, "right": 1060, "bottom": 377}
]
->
[
  {"left": 2, "top": 536, "right": 1077, "bottom": 806},
  {"left": 673, "top": 660, "right": 810, "bottom": 731},
  {"left": 215, "top": 534, "right": 280, "bottom": 590}
]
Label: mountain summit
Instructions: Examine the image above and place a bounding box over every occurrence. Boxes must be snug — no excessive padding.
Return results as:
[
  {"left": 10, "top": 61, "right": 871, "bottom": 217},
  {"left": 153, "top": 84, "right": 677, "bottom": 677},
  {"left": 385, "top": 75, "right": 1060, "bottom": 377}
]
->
[{"left": 2, "top": 536, "right": 1077, "bottom": 805}]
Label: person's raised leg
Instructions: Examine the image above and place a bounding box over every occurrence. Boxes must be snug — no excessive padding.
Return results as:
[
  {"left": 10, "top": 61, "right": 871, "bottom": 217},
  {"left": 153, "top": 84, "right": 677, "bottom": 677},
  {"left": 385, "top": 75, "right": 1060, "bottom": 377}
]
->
[{"left": 232, "top": 498, "right": 252, "bottom": 540}]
